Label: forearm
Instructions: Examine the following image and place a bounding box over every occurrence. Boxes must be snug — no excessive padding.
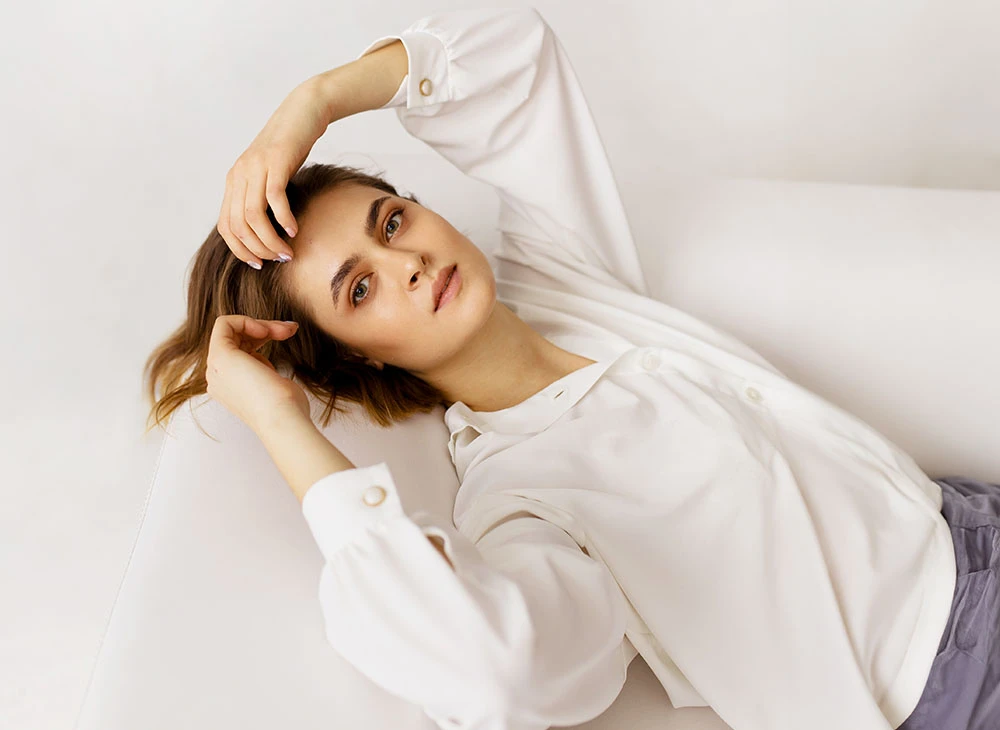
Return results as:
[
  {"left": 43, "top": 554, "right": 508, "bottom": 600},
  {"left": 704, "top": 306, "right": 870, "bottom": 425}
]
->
[
  {"left": 255, "top": 411, "right": 453, "bottom": 567},
  {"left": 256, "top": 411, "right": 356, "bottom": 504},
  {"left": 308, "top": 39, "right": 409, "bottom": 125}
]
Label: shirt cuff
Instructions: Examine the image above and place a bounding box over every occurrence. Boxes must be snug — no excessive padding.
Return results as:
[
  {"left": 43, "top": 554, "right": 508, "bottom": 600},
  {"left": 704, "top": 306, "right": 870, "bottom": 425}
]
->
[
  {"left": 355, "top": 29, "right": 452, "bottom": 110},
  {"left": 301, "top": 461, "right": 407, "bottom": 560},
  {"left": 301, "top": 461, "right": 466, "bottom": 570}
]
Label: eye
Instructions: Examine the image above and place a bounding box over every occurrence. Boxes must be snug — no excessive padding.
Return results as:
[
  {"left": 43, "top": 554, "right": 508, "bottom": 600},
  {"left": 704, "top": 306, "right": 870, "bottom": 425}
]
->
[
  {"left": 350, "top": 208, "right": 405, "bottom": 308},
  {"left": 384, "top": 208, "right": 403, "bottom": 240},
  {"left": 349, "top": 275, "right": 371, "bottom": 308}
]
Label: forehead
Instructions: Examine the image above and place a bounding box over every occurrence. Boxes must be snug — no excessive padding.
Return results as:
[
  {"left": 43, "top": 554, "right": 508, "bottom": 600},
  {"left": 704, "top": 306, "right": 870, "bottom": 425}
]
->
[
  {"left": 291, "top": 184, "right": 387, "bottom": 268},
  {"left": 286, "top": 184, "right": 387, "bottom": 312},
  {"left": 300, "top": 183, "right": 384, "bottom": 236}
]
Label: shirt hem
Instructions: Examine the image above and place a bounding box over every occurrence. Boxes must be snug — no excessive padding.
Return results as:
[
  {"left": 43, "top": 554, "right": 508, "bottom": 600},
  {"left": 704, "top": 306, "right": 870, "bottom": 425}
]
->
[{"left": 878, "top": 509, "right": 958, "bottom": 727}]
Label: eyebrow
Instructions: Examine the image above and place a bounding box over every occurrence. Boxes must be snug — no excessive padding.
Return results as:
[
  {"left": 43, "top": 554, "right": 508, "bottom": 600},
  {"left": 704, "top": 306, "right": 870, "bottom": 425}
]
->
[{"left": 330, "top": 195, "right": 391, "bottom": 309}]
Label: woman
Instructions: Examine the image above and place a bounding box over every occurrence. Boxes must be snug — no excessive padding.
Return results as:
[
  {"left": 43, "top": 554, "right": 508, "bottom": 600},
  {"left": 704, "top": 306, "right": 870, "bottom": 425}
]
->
[{"left": 144, "top": 8, "right": 999, "bottom": 730}]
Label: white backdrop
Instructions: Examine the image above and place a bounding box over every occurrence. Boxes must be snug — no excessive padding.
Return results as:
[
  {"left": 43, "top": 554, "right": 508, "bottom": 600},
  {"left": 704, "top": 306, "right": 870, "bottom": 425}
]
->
[{"left": 1, "top": 1, "right": 998, "bottom": 729}]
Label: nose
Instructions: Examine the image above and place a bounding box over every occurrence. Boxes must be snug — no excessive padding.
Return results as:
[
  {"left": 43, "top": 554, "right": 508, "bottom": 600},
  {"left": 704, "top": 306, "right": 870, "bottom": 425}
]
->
[
  {"left": 403, "top": 252, "right": 428, "bottom": 291},
  {"left": 407, "top": 253, "right": 426, "bottom": 278}
]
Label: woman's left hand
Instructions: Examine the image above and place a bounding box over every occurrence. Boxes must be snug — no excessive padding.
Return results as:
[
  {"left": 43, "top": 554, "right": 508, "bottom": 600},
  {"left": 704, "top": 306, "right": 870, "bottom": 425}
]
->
[{"left": 205, "top": 315, "right": 310, "bottom": 434}]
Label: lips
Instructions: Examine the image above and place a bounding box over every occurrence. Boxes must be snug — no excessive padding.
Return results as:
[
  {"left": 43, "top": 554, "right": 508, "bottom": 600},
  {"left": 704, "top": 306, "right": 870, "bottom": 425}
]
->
[{"left": 433, "top": 265, "right": 456, "bottom": 311}]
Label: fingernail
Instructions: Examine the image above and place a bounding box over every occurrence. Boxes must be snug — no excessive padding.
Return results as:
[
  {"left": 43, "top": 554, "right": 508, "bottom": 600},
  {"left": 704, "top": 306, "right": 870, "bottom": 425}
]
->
[
  {"left": 247, "top": 260, "right": 262, "bottom": 270},
  {"left": 285, "top": 226, "right": 296, "bottom": 237},
  {"left": 277, "top": 253, "right": 292, "bottom": 263}
]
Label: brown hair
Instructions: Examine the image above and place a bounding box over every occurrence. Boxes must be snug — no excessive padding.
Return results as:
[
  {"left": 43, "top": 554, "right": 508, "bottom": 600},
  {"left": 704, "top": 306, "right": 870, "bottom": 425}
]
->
[{"left": 142, "top": 163, "right": 448, "bottom": 436}]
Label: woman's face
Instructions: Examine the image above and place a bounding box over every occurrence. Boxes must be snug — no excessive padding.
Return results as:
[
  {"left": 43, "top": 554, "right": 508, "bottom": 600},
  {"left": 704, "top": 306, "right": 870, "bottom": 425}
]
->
[{"left": 283, "top": 183, "right": 497, "bottom": 374}]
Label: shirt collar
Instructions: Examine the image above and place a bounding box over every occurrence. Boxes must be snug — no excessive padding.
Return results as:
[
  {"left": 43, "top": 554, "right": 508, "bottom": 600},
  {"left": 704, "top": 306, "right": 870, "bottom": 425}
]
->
[{"left": 444, "top": 347, "right": 636, "bottom": 455}]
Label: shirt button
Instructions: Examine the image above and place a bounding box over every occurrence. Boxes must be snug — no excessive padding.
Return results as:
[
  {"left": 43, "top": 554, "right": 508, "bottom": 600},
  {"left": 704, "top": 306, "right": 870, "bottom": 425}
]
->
[
  {"left": 419, "top": 78, "right": 433, "bottom": 96},
  {"left": 745, "top": 386, "right": 763, "bottom": 402},
  {"left": 362, "top": 485, "right": 386, "bottom": 506},
  {"left": 641, "top": 351, "right": 661, "bottom": 371}
]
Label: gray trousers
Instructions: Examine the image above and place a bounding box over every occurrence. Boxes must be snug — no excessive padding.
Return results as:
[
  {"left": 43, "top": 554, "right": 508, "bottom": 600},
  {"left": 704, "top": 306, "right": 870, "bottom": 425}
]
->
[{"left": 896, "top": 476, "right": 1000, "bottom": 730}]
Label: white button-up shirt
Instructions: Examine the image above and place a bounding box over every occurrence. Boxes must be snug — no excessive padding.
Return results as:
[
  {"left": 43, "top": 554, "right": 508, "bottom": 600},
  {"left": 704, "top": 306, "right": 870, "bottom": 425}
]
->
[{"left": 300, "top": 8, "right": 957, "bottom": 730}]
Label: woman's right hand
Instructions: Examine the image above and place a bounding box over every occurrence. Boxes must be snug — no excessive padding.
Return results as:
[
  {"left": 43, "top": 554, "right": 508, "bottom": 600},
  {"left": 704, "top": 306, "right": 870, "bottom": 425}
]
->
[
  {"left": 217, "top": 79, "right": 331, "bottom": 268},
  {"left": 206, "top": 315, "right": 311, "bottom": 435}
]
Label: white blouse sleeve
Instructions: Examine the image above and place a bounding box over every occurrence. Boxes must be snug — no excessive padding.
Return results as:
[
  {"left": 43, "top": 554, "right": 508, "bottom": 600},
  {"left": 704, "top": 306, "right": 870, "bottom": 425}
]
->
[
  {"left": 301, "top": 462, "right": 629, "bottom": 730},
  {"left": 354, "top": 6, "right": 650, "bottom": 298}
]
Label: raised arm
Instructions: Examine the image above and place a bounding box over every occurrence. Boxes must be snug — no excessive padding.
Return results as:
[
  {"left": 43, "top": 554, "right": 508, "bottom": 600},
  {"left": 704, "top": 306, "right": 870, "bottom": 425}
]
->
[
  {"left": 311, "top": 7, "right": 650, "bottom": 297},
  {"left": 308, "top": 38, "right": 408, "bottom": 123}
]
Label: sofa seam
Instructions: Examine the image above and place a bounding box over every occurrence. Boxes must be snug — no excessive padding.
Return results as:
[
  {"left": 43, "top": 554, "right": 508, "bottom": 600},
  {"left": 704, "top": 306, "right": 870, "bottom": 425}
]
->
[{"left": 70, "top": 414, "right": 172, "bottom": 730}]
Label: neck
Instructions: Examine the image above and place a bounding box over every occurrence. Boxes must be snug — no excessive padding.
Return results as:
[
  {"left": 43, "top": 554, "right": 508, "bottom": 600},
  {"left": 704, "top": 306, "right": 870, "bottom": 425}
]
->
[{"left": 419, "top": 301, "right": 594, "bottom": 413}]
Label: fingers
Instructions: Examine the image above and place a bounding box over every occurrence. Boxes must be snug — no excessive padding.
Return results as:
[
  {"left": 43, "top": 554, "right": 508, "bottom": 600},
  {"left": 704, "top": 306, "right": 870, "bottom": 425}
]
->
[
  {"left": 218, "top": 176, "right": 265, "bottom": 268},
  {"left": 217, "top": 159, "right": 298, "bottom": 270},
  {"left": 246, "top": 172, "right": 295, "bottom": 261},
  {"left": 212, "top": 316, "right": 298, "bottom": 353},
  {"left": 264, "top": 169, "right": 298, "bottom": 243},
  {"left": 229, "top": 177, "right": 272, "bottom": 266},
  {"left": 208, "top": 316, "right": 298, "bottom": 375}
]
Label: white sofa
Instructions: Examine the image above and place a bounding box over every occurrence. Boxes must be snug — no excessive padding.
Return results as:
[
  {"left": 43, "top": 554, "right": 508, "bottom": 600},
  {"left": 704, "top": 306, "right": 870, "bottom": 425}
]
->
[{"left": 74, "top": 168, "right": 1000, "bottom": 730}]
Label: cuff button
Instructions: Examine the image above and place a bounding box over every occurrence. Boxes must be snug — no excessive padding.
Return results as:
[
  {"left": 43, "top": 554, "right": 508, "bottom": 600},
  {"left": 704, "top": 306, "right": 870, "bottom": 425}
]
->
[
  {"left": 419, "top": 78, "right": 433, "bottom": 96},
  {"left": 362, "top": 485, "right": 387, "bottom": 506}
]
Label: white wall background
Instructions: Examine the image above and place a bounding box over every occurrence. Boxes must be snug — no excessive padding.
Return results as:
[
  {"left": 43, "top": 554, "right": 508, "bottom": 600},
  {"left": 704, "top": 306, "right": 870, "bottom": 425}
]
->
[{"left": 1, "top": 1, "right": 998, "bottom": 728}]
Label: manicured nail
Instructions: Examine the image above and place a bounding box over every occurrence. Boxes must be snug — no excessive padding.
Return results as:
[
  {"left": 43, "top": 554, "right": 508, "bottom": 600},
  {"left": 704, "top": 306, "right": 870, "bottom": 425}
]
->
[
  {"left": 284, "top": 226, "right": 296, "bottom": 237},
  {"left": 277, "top": 253, "right": 292, "bottom": 263},
  {"left": 247, "top": 260, "right": 262, "bottom": 270}
]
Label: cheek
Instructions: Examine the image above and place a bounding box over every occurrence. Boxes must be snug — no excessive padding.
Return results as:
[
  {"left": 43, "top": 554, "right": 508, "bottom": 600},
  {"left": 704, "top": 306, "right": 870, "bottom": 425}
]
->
[{"left": 361, "top": 312, "right": 414, "bottom": 353}]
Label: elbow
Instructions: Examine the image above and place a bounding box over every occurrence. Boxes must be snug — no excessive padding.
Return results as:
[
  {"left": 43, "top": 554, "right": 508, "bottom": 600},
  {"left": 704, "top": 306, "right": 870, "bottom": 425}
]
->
[
  {"left": 482, "top": 622, "right": 628, "bottom": 728},
  {"left": 453, "top": 672, "right": 544, "bottom": 730},
  {"left": 452, "top": 626, "right": 544, "bottom": 728},
  {"left": 465, "top": 655, "right": 625, "bottom": 730}
]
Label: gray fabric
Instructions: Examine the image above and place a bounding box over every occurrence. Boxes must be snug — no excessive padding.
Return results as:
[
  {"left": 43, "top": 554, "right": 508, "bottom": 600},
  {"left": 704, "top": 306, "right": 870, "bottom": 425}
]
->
[{"left": 896, "top": 476, "right": 1000, "bottom": 729}]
